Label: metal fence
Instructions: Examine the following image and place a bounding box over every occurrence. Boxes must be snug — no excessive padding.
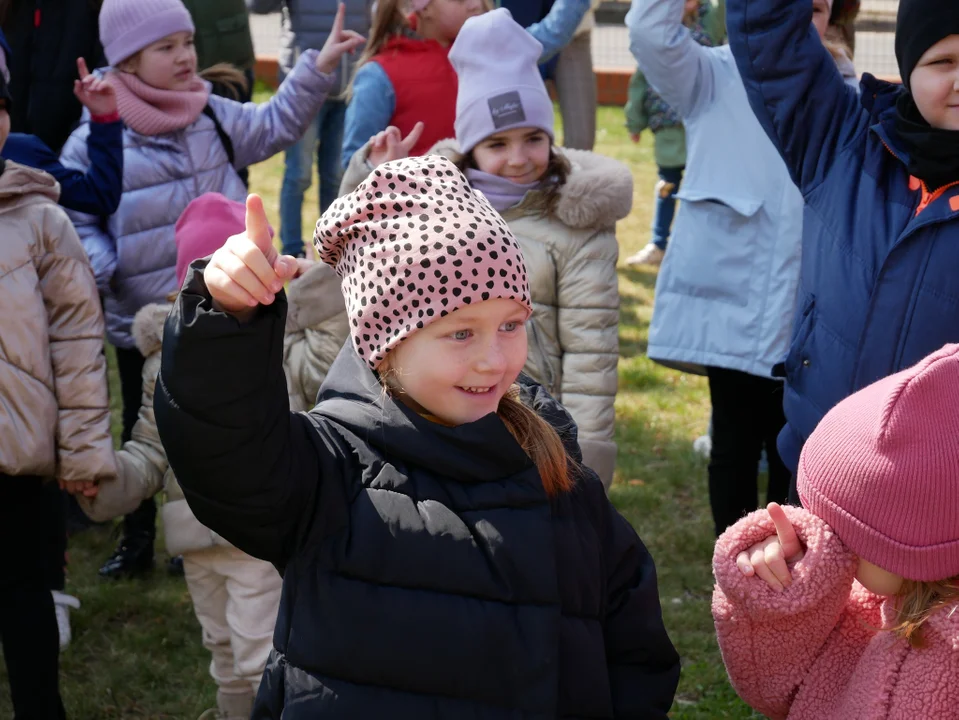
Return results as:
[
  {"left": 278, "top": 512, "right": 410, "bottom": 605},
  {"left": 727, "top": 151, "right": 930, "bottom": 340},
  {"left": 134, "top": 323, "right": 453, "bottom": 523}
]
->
[{"left": 591, "top": 0, "right": 899, "bottom": 79}]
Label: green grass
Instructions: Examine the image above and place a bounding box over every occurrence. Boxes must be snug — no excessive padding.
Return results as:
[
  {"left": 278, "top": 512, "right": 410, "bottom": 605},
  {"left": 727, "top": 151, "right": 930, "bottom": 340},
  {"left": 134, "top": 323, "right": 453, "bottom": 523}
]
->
[{"left": 0, "top": 103, "right": 760, "bottom": 718}]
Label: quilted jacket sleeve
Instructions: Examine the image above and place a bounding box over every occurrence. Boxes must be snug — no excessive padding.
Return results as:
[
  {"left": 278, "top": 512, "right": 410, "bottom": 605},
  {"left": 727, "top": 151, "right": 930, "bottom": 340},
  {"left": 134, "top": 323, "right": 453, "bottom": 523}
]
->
[
  {"left": 36, "top": 206, "right": 116, "bottom": 484},
  {"left": 59, "top": 123, "right": 118, "bottom": 293},
  {"left": 80, "top": 352, "right": 167, "bottom": 522},
  {"left": 603, "top": 494, "right": 681, "bottom": 717},
  {"left": 712, "top": 507, "right": 868, "bottom": 719},
  {"left": 215, "top": 49, "right": 335, "bottom": 171},
  {"left": 153, "top": 261, "right": 350, "bottom": 569},
  {"left": 725, "top": 0, "right": 865, "bottom": 193},
  {"left": 283, "top": 262, "right": 350, "bottom": 412}
]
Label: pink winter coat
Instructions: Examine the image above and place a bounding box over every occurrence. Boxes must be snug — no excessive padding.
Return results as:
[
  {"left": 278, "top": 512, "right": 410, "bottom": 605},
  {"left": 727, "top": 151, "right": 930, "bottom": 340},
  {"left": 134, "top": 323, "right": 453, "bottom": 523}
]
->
[{"left": 712, "top": 506, "right": 959, "bottom": 720}]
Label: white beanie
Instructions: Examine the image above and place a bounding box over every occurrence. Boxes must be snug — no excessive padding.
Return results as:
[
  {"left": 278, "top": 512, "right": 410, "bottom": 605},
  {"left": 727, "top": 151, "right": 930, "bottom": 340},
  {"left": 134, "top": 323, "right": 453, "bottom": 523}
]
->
[{"left": 449, "top": 8, "right": 555, "bottom": 153}]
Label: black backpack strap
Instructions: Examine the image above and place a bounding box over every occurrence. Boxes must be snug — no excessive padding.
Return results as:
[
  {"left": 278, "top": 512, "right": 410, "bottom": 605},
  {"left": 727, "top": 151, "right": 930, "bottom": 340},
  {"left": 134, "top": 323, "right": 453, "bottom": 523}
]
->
[{"left": 202, "top": 104, "right": 235, "bottom": 167}]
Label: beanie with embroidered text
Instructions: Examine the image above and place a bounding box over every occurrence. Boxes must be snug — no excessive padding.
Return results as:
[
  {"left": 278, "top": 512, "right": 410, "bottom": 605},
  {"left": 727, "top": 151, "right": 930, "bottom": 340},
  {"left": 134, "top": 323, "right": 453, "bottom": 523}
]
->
[{"left": 449, "top": 8, "right": 554, "bottom": 154}]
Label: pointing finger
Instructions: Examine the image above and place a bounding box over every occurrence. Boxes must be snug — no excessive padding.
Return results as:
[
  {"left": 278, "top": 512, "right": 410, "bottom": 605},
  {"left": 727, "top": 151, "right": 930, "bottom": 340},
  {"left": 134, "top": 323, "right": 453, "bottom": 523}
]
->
[{"left": 245, "top": 194, "right": 277, "bottom": 264}]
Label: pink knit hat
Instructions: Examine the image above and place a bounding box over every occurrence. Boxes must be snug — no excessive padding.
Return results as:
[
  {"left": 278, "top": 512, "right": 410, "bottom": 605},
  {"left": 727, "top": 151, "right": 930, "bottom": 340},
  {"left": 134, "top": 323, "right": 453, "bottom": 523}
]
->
[
  {"left": 798, "top": 344, "right": 959, "bottom": 582},
  {"left": 99, "top": 0, "right": 196, "bottom": 66},
  {"left": 313, "top": 155, "right": 531, "bottom": 370},
  {"left": 175, "top": 193, "right": 274, "bottom": 288}
]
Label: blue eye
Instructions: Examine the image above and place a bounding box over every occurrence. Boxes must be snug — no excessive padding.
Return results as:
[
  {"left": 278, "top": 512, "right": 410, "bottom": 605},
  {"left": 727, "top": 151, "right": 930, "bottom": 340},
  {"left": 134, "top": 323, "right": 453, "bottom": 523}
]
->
[
  {"left": 452, "top": 330, "right": 471, "bottom": 341},
  {"left": 501, "top": 321, "right": 521, "bottom": 332}
]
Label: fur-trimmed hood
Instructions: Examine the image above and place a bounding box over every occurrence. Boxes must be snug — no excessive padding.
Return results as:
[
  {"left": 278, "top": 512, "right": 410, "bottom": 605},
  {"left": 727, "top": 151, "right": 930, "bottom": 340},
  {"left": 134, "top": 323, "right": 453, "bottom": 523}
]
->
[
  {"left": 426, "top": 139, "right": 633, "bottom": 230},
  {"left": 131, "top": 303, "right": 172, "bottom": 359}
]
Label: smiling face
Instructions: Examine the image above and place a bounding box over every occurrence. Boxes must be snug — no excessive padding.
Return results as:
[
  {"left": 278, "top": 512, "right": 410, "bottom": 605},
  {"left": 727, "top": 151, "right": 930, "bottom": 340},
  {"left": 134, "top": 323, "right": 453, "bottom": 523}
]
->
[
  {"left": 909, "top": 35, "right": 959, "bottom": 130},
  {"left": 471, "top": 127, "right": 551, "bottom": 185},
  {"left": 381, "top": 297, "right": 529, "bottom": 426},
  {"left": 118, "top": 31, "right": 198, "bottom": 91}
]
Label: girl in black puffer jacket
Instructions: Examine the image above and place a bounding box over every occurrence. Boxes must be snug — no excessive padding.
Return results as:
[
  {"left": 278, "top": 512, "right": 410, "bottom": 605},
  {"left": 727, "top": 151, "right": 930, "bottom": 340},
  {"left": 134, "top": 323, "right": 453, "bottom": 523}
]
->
[{"left": 155, "top": 155, "right": 681, "bottom": 719}]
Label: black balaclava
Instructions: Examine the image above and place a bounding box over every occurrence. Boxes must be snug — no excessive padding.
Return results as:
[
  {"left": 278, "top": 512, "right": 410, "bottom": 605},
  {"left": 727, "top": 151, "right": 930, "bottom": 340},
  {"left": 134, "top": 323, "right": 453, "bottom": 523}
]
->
[
  {"left": 893, "top": 0, "right": 959, "bottom": 192},
  {"left": 895, "top": 0, "right": 959, "bottom": 92}
]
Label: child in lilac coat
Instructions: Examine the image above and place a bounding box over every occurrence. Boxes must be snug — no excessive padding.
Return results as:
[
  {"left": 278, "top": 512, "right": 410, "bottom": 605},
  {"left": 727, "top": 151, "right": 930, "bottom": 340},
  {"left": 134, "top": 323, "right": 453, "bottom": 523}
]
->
[{"left": 713, "top": 343, "right": 959, "bottom": 719}]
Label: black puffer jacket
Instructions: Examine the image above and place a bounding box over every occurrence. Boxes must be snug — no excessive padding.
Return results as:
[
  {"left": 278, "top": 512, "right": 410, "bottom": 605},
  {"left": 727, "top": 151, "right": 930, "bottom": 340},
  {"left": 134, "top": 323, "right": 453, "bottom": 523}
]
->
[
  {"left": 155, "top": 263, "right": 681, "bottom": 719},
  {"left": 3, "top": 0, "right": 105, "bottom": 153}
]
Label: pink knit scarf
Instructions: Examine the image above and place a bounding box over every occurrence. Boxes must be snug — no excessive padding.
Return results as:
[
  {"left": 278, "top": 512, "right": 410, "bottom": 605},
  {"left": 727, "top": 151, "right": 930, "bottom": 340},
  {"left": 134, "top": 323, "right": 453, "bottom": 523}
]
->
[{"left": 108, "top": 71, "right": 210, "bottom": 136}]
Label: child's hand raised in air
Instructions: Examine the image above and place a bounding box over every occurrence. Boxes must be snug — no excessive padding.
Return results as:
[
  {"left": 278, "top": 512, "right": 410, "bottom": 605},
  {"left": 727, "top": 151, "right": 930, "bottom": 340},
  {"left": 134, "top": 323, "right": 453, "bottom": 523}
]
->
[
  {"left": 316, "top": 2, "right": 366, "bottom": 75},
  {"left": 368, "top": 122, "right": 424, "bottom": 168},
  {"left": 73, "top": 58, "right": 116, "bottom": 118},
  {"left": 204, "top": 194, "right": 300, "bottom": 318},
  {"left": 736, "top": 502, "right": 806, "bottom": 591}
]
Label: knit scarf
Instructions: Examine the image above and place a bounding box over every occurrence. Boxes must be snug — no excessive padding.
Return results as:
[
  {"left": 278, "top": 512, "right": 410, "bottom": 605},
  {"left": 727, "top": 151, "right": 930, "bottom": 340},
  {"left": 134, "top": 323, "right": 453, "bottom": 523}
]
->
[
  {"left": 108, "top": 71, "right": 210, "bottom": 136},
  {"left": 894, "top": 92, "right": 959, "bottom": 192},
  {"left": 465, "top": 168, "right": 541, "bottom": 212}
]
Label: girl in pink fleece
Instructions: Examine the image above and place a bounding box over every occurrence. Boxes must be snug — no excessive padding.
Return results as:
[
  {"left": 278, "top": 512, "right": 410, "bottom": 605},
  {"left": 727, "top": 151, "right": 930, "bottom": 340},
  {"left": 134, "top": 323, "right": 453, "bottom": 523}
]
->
[{"left": 712, "top": 343, "right": 959, "bottom": 720}]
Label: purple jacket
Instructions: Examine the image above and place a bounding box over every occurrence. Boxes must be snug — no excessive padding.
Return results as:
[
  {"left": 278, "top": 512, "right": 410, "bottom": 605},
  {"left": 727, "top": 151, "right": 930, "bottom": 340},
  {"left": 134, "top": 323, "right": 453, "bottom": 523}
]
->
[{"left": 60, "top": 50, "right": 332, "bottom": 348}]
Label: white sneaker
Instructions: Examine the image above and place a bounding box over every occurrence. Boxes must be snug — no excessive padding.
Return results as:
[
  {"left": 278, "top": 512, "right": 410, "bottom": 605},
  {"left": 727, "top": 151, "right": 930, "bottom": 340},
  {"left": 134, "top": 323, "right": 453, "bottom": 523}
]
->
[
  {"left": 625, "top": 243, "right": 665, "bottom": 268},
  {"left": 693, "top": 434, "right": 712, "bottom": 459},
  {"left": 51, "top": 591, "right": 80, "bottom": 650}
]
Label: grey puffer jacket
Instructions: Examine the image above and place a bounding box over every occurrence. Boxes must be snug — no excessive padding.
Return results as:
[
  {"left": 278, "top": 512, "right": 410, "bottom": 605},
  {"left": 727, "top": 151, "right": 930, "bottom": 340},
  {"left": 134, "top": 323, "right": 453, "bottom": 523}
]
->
[
  {"left": 60, "top": 51, "right": 333, "bottom": 348},
  {"left": 246, "top": 0, "right": 373, "bottom": 94},
  {"left": 343, "top": 141, "right": 630, "bottom": 487},
  {"left": 78, "top": 265, "right": 349, "bottom": 553}
]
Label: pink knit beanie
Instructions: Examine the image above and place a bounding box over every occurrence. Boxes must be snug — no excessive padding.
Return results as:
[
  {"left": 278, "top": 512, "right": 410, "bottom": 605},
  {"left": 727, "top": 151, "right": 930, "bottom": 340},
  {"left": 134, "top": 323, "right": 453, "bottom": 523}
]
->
[
  {"left": 313, "top": 155, "right": 532, "bottom": 370},
  {"left": 175, "top": 193, "right": 274, "bottom": 288},
  {"left": 100, "top": 0, "right": 196, "bottom": 66},
  {"left": 798, "top": 344, "right": 959, "bottom": 582}
]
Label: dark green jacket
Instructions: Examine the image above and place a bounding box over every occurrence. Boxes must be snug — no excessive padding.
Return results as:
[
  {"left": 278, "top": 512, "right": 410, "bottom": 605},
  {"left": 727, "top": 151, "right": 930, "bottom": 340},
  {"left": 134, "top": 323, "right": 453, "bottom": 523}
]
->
[{"left": 182, "top": 0, "right": 256, "bottom": 71}]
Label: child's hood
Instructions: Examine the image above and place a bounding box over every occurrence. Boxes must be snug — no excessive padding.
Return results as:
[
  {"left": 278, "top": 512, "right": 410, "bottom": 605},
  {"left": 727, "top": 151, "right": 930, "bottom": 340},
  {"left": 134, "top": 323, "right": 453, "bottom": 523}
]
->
[
  {"left": 131, "top": 303, "right": 173, "bottom": 358},
  {"left": 426, "top": 139, "right": 634, "bottom": 229},
  {"left": 285, "top": 261, "right": 348, "bottom": 335},
  {"left": 0, "top": 161, "right": 60, "bottom": 207}
]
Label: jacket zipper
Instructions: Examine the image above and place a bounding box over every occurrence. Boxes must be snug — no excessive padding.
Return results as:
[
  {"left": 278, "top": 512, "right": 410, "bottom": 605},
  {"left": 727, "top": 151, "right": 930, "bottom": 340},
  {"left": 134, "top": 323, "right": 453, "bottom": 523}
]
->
[{"left": 877, "top": 136, "right": 959, "bottom": 217}]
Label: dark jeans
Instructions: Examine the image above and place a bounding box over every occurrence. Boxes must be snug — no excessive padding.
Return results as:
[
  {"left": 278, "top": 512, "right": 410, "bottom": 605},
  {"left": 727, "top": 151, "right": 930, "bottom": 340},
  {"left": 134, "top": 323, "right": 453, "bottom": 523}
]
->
[
  {"left": 0, "top": 476, "right": 67, "bottom": 719},
  {"left": 114, "top": 346, "right": 157, "bottom": 538},
  {"left": 651, "top": 165, "right": 684, "bottom": 251},
  {"left": 706, "top": 366, "right": 790, "bottom": 537}
]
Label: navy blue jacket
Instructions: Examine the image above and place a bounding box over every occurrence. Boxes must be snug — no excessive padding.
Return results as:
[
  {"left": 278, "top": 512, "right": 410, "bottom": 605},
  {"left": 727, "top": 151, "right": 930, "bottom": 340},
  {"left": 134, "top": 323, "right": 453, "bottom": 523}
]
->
[
  {"left": 2, "top": 120, "right": 122, "bottom": 216},
  {"left": 154, "top": 262, "right": 681, "bottom": 719},
  {"left": 727, "top": 0, "right": 959, "bottom": 473}
]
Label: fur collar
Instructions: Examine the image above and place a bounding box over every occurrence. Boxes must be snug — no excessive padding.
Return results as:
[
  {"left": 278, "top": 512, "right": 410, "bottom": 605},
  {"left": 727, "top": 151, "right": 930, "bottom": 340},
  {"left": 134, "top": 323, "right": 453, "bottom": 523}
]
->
[
  {"left": 131, "top": 303, "right": 172, "bottom": 358},
  {"left": 427, "top": 139, "right": 633, "bottom": 229}
]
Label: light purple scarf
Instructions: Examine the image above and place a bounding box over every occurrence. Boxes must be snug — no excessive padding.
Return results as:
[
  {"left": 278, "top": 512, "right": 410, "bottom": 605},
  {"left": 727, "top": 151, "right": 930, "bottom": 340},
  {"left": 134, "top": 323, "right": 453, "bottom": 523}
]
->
[{"left": 465, "top": 168, "right": 541, "bottom": 212}]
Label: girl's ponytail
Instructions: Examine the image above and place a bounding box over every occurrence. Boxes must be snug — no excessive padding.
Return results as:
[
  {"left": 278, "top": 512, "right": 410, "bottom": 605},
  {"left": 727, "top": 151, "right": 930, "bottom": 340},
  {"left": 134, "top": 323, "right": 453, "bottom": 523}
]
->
[
  {"left": 345, "top": 0, "right": 407, "bottom": 100},
  {"left": 497, "top": 385, "right": 576, "bottom": 498},
  {"left": 199, "top": 63, "right": 249, "bottom": 101}
]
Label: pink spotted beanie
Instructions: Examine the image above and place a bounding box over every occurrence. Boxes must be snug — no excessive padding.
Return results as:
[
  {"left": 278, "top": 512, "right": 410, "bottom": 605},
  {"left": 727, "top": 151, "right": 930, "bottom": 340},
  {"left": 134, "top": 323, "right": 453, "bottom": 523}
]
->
[
  {"left": 797, "top": 344, "right": 959, "bottom": 582},
  {"left": 313, "top": 155, "right": 531, "bottom": 369},
  {"left": 99, "top": 0, "right": 195, "bottom": 66}
]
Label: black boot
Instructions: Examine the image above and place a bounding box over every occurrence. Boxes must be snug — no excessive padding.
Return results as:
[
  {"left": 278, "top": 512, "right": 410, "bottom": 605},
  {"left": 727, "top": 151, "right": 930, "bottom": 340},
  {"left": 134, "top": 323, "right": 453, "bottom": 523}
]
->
[{"left": 99, "top": 497, "right": 156, "bottom": 579}]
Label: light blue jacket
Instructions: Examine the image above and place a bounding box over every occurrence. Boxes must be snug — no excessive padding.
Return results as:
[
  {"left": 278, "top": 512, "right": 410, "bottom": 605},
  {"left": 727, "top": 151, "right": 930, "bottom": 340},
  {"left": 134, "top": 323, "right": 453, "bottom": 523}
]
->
[
  {"left": 627, "top": 0, "right": 803, "bottom": 379},
  {"left": 341, "top": 0, "right": 590, "bottom": 168},
  {"left": 61, "top": 52, "right": 333, "bottom": 348}
]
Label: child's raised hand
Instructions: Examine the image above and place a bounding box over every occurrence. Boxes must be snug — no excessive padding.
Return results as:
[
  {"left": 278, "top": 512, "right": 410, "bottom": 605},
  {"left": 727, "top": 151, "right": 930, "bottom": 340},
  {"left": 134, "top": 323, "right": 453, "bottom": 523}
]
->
[
  {"left": 73, "top": 58, "right": 117, "bottom": 117},
  {"left": 368, "top": 122, "right": 424, "bottom": 168},
  {"left": 630, "top": 131, "right": 642, "bottom": 144},
  {"left": 204, "top": 194, "right": 299, "bottom": 316},
  {"left": 736, "top": 502, "right": 806, "bottom": 591},
  {"left": 316, "top": 3, "right": 367, "bottom": 75}
]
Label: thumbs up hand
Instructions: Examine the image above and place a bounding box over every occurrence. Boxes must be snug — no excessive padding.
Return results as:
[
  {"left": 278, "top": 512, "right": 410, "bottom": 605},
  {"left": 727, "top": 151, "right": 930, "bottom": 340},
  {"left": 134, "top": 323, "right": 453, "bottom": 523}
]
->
[{"left": 204, "top": 194, "right": 299, "bottom": 317}]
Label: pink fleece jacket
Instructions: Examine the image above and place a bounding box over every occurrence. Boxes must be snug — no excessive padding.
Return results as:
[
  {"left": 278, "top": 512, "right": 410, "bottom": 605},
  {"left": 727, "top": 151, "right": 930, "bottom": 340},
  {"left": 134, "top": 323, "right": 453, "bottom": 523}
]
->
[{"left": 713, "top": 506, "right": 959, "bottom": 720}]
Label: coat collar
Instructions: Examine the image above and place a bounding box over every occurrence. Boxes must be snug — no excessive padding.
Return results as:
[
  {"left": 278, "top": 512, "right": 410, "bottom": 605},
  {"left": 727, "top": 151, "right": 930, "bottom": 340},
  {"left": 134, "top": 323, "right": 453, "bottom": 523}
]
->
[{"left": 311, "top": 344, "right": 538, "bottom": 483}]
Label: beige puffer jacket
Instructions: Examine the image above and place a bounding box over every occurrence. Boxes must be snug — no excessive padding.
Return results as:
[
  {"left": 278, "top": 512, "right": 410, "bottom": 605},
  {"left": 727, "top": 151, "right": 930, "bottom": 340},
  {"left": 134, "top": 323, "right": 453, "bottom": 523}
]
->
[
  {"left": 0, "top": 162, "right": 115, "bottom": 483},
  {"left": 340, "top": 142, "right": 630, "bottom": 487},
  {"left": 79, "top": 263, "right": 349, "bottom": 554}
]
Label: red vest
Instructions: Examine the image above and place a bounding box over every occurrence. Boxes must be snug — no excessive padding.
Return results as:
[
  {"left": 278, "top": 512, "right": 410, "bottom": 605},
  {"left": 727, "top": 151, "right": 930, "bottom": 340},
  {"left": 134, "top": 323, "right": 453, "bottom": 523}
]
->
[{"left": 373, "top": 34, "right": 457, "bottom": 158}]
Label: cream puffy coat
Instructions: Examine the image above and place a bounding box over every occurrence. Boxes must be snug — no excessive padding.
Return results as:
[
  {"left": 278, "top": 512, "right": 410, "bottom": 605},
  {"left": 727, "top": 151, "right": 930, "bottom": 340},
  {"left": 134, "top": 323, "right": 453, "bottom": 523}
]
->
[
  {"left": 341, "top": 142, "right": 629, "bottom": 486},
  {"left": 0, "top": 162, "right": 116, "bottom": 484},
  {"left": 80, "top": 263, "right": 348, "bottom": 553}
]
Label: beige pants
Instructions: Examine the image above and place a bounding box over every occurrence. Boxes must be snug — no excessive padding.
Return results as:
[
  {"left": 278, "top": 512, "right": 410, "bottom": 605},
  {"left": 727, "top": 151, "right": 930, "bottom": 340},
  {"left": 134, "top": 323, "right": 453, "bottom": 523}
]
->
[
  {"left": 555, "top": 31, "right": 597, "bottom": 151},
  {"left": 183, "top": 545, "right": 282, "bottom": 698}
]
